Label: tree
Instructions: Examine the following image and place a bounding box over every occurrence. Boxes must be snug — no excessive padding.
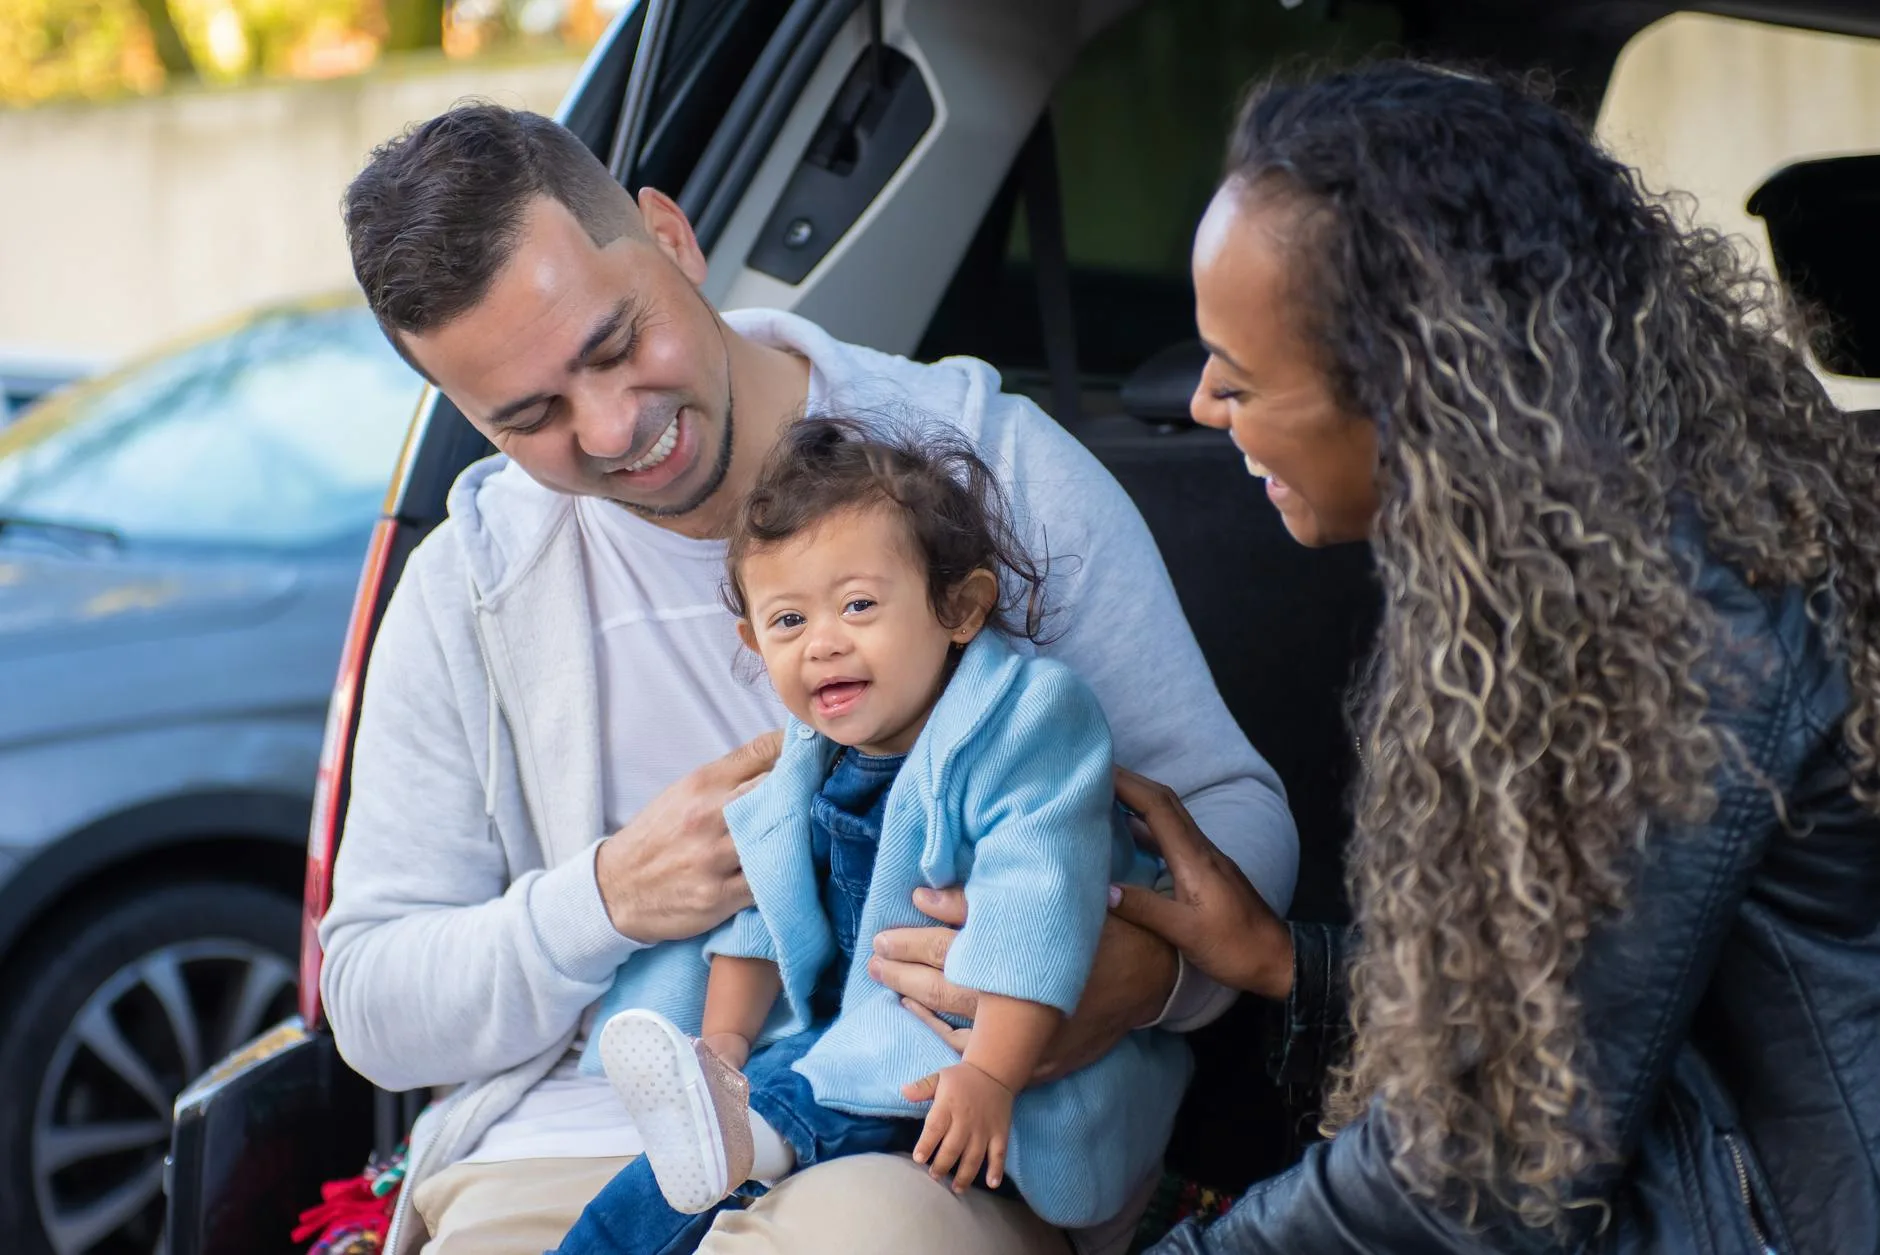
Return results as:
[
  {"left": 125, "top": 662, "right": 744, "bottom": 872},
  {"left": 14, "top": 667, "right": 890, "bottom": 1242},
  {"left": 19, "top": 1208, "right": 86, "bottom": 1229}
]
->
[
  {"left": 383, "top": 0, "right": 443, "bottom": 51},
  {"left": 131, "top": 0, "right": 195, "bottom": 78}
]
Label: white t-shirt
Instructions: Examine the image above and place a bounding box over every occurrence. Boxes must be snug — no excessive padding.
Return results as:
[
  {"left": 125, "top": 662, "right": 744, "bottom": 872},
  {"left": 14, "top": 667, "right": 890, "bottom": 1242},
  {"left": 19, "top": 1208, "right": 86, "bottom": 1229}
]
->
[{"left": 461, "top": 385, "right": 810, "bottom": 1163}]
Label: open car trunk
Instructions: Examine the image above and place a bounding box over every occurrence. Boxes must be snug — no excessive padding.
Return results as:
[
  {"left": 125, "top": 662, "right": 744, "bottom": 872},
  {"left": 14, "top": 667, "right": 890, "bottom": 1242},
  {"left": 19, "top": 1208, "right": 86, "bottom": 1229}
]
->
[{"left": 165, "top": 3, "right": 1880, "bottom": 1253}]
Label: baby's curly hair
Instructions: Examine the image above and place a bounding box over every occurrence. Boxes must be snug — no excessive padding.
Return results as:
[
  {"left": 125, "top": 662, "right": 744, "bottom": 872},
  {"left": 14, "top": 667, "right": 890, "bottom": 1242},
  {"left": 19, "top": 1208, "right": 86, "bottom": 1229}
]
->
[{"left": 724, "top": 416, "right": 1048, "bottom": 642}]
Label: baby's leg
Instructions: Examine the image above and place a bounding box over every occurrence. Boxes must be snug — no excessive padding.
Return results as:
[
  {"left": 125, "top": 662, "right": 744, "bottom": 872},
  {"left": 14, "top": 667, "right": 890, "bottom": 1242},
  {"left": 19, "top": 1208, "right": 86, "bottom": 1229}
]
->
[
  {"left": 550, "top": 1155, "right": 724, "bottom": 1255},
  {"left": 741, "top": 1032, "right": 915, "bottom": 1171},
  {"left": 598, "top": 1011, "right": 757, "bottom": 1212}
]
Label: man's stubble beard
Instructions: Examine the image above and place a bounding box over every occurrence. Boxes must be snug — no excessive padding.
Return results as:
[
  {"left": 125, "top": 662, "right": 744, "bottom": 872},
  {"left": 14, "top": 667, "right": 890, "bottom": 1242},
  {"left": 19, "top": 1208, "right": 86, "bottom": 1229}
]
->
[{"left": 613, "top": 321, "right": 737, "bottom": 522}]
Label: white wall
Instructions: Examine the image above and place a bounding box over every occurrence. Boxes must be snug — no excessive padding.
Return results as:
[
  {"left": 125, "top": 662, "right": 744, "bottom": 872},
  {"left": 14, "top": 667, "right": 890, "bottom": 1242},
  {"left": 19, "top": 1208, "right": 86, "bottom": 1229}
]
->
[{"left": 0, "top": 52, "right": 583, "bottom": 363}]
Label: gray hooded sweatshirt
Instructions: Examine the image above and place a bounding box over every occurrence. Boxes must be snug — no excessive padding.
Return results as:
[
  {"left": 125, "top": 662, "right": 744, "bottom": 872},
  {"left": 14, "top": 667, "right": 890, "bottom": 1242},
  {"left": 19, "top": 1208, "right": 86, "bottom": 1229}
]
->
[{"left": 318, "top": 309, "right": 1298, "bottom": 1253}]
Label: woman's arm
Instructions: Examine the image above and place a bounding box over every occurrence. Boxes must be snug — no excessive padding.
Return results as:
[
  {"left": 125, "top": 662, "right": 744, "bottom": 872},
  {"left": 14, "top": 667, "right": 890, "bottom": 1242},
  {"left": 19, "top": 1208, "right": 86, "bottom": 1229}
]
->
[{"left": 1127, "top": 694, "right": 1797, "bottom": 1253}]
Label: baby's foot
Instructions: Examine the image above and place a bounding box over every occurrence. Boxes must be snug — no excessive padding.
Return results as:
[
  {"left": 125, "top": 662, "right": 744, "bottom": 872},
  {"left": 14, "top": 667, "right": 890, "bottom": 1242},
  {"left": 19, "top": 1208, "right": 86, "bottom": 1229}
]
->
[{"left": 598, "top": 1010, "right": 755, "bottom": 1213}]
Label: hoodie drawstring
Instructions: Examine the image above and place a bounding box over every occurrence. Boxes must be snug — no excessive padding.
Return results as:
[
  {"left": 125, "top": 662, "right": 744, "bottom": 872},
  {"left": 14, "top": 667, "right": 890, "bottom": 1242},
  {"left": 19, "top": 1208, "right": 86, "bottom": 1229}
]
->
[
  {"left": 484, "top": 676, "right": 500, "bottom": 820},
  {"left": 467, "top": 569, "right": 502, "bottom": 823}
]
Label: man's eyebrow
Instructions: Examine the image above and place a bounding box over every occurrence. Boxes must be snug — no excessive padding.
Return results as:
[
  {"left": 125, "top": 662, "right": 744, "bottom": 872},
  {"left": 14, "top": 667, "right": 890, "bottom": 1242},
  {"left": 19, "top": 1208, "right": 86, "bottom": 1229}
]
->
[
  {"left": 1200, "top": 338, "right": 1250, "bottom": 375},
  {"left": 568, "top": 297, "right": 638, "bottom": 372}
]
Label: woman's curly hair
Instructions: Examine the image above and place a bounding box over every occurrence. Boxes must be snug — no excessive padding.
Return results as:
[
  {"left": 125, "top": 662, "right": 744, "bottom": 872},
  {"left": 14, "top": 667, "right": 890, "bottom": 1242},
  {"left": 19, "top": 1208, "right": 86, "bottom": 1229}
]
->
[{"left": 1226, "top": 63, "right": 1880, "bottom": 1231}]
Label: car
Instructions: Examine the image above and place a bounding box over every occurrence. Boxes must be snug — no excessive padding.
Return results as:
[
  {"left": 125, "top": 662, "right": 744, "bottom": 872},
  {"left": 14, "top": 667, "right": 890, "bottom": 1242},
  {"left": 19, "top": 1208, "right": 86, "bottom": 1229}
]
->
[
  {"left": 0, "top": 296, "right": 422, "bottom": 1254},
  {"left": 163, "top": 3, "right": 1880, "bottom": 1254},
  {"left": 1, "top": 352, "right": 98, "bottom": 427}
]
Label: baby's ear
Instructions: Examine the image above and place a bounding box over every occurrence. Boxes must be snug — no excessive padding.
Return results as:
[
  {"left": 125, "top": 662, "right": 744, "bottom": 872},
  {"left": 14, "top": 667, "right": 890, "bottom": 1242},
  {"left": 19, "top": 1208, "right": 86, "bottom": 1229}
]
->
[
  {"left": 736, "top": 619, "right": 760, "bottom": 654},
  {"left": 947, "top": 569, "right": 1000, "bottom": 644}
]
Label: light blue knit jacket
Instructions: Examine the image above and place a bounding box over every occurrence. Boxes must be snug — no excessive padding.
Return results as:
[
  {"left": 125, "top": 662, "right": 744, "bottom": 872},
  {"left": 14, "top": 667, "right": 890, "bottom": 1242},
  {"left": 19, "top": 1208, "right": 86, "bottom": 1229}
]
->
[{"left": 584, "top": 632, "right": 1192, "bottom": 1227}]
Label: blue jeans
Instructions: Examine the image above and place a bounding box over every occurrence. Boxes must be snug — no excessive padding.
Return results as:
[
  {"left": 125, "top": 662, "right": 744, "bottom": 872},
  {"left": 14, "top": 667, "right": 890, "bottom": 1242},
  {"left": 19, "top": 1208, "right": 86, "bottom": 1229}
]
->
[{"left": 552, "top": 1027, "right": 915, "bottom": 1255}]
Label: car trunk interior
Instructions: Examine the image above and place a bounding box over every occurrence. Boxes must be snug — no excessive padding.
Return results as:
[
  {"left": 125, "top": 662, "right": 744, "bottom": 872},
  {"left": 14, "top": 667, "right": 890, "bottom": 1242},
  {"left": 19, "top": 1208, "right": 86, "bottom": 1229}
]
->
[{"left": 354, "top": 0, "right": 1880, "bottom": 1209}]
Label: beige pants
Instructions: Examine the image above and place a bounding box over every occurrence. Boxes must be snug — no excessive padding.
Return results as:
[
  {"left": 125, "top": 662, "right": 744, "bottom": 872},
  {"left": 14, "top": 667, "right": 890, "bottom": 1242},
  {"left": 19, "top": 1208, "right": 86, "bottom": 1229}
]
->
[{"left": 412, "top": 1152, "right": 1073, "bottom": 1255}]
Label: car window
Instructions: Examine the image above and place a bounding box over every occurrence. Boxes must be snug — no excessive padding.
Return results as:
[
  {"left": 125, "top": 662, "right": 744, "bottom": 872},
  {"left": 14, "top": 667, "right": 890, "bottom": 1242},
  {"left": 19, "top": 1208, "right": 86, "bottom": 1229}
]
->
[
  {"left": 918, "top": 0, "right": 1399, "bottom": 387},
  {"left": 0, "top": 306, "right": 420, "bottom": 549}
]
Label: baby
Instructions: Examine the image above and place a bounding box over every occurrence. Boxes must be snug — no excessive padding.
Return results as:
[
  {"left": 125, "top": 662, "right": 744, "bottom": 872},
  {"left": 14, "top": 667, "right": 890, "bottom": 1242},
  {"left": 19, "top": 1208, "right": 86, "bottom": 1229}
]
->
[{"left": 556, "top": 418, "right": 1189, "bottom": 1255}]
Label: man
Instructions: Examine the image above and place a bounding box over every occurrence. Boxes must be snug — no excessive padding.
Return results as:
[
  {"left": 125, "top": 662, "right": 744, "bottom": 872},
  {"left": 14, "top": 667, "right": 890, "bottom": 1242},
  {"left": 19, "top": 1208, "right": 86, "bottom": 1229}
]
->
[{"left": 322, "top": 104, "right": 1298, "bottom": 1255}]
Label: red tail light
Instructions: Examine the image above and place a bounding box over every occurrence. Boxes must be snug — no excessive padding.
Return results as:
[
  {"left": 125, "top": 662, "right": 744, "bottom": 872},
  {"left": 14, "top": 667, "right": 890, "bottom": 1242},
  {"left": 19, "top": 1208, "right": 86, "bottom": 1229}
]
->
[{"left": 300, "top": 517, "right": 398, "bottom": 1030}]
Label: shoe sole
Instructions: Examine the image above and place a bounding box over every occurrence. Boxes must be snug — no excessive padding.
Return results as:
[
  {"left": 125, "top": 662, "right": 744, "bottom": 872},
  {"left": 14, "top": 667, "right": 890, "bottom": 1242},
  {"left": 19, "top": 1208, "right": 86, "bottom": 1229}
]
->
[{"left": 599, "top": 1011, "right": 730, "bottom": 1213}]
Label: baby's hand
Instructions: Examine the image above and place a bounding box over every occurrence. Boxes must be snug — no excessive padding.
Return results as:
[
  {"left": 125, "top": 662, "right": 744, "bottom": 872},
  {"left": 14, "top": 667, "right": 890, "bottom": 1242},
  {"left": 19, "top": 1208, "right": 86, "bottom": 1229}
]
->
[
  {"left": 903, "top": 1062, "right": 1014, "bottom": 1193},
  {"left": 700, "top": 1032, "right": 751, "bottom": 1071}
]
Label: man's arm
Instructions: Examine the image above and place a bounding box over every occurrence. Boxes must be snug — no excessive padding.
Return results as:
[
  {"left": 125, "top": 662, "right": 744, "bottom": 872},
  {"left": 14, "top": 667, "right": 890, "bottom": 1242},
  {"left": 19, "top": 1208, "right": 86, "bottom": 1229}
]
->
[
  {"left": 319, "top": 546, "right": 767, "bottom": 1092},
  {"left": 318, "top": 556, "right": 638, "bottom": 1091},
  {"left": 1010, "top": 403, "right": 1300, "bottom": 1023}
]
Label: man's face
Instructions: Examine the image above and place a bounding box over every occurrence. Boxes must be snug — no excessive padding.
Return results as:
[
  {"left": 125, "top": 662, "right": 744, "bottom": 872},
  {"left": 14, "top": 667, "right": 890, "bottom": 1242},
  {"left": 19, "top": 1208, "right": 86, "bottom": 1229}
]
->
[{"left": 406, "top": 193, "right": 735, "bottom": 521}]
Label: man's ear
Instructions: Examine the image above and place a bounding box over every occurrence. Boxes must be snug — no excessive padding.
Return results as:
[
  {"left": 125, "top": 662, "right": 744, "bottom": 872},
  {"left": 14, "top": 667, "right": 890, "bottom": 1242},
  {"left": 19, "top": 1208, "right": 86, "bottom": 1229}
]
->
[
  {"left": 736, "top": 619, "right": 760, "bottom": 655},
  {"left": 636, "top": 187, "right": 708, "bottom": 287},
  {"left": 947, "top": 569, "right": 1000, "bottom": 645}
]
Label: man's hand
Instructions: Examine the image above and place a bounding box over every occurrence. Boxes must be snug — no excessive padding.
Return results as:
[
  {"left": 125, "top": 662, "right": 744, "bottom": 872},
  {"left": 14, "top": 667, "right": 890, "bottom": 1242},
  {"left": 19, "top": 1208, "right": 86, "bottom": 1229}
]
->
[
  {"left": 593, "top": 731, "right": 781, "bottom": 942},
  {"left": 904, "top": 1061, "right": 1015, "bottom": 1192},
  {"left": 871, "top": 886, "right": 1178, "bottom": 1082}
]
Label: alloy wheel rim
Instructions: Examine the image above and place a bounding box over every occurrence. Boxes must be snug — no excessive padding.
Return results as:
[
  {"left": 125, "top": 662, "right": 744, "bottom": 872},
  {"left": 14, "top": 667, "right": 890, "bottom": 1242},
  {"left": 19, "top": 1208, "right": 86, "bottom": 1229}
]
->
[{"left": 31, "top": 939, "right": 296, "bottom": 1255}]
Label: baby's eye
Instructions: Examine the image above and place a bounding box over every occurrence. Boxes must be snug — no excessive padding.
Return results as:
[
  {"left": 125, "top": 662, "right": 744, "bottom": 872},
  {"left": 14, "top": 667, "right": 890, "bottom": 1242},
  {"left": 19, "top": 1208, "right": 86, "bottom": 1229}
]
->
[
  {"left": 843, "top": 598, "right": 876, "bottom": 615},
  {"left": 772, "top": 612, "right": 806, "bottom": 630}
]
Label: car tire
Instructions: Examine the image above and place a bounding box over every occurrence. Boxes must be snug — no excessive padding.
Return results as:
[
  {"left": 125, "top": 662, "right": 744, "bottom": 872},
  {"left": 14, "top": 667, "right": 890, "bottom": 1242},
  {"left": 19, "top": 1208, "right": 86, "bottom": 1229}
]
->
[{"left": 0, "top": 880, "right": 299, "bottom": 1255}]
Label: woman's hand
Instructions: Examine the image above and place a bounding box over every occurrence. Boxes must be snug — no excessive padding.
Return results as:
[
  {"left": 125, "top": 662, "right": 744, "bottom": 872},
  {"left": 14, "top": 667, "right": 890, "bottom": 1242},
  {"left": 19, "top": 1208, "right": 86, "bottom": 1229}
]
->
[
  {"left": 1110, "top": 765, "right": 1296, "bottom": 1000},
  {"left": 869, "top": 887, "right": 1178, "bottom": 1081}
]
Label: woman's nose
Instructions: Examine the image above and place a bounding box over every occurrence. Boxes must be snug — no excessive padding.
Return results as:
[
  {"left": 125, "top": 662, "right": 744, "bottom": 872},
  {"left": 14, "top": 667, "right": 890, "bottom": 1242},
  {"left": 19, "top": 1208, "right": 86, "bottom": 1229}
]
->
[{"left": 1190, "top": 372, "right": 1226, "bottom": 430}]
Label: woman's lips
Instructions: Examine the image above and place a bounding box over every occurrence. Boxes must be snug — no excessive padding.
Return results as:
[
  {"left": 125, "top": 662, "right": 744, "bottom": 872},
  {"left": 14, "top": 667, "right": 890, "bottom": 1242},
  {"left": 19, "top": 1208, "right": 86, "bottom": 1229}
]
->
[
  {"left": 813, "top": 680, "right": 869, "bottom": 718},
  {"left": 1239, "top": 452, "right": 1294, "bottom": 504}
]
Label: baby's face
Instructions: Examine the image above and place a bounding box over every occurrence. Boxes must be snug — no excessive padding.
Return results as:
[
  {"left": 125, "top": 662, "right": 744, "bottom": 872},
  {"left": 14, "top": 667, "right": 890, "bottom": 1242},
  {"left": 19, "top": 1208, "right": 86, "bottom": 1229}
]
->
[{"left": 737, "top": 504, "right": 979, "bottom": 755}]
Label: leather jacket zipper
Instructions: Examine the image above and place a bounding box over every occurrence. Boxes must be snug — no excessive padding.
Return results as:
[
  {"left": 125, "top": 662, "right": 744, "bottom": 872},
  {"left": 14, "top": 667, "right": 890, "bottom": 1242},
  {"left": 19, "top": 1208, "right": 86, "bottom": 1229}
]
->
[{"left": 1724, "top": 1131, "right": 1776, "bottom": 1254}]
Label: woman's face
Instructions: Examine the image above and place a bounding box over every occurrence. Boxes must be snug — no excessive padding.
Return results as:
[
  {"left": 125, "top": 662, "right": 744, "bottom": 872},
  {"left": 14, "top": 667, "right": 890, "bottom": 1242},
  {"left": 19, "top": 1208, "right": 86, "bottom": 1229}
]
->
[{"left": 1189, "top": 184, "right": 1381, "bottom": 547}]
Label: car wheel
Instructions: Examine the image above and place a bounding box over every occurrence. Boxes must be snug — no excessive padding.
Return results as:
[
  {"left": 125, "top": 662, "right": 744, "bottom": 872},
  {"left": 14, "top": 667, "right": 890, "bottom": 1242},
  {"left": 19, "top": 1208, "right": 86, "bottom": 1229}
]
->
[{"left": 0, "top": 881, "right": 299, "bottom": 1255}]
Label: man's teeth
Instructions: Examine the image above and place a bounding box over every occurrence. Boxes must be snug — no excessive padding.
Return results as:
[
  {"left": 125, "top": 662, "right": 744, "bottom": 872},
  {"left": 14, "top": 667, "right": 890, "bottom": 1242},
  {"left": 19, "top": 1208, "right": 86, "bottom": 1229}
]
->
[
  {"left": 1244, "top": 455, "right": 1273, "bottom": 479},
  {"left": 623, "top": 418, "right": 680, "bottom": 472}
]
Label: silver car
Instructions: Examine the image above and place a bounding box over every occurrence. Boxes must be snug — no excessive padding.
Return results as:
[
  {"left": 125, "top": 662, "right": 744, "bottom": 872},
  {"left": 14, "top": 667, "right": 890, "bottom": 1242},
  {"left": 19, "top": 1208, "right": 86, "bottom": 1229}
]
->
[{"left": 0, "top": 297, "right": 420, "bottom": 1254}]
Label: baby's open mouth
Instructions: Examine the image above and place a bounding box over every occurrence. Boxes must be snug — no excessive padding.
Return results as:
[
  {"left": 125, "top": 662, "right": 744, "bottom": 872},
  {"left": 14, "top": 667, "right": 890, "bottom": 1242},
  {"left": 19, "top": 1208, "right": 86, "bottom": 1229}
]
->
[{"left": 813, "top": 679, "right": 869, "bottom": 717}]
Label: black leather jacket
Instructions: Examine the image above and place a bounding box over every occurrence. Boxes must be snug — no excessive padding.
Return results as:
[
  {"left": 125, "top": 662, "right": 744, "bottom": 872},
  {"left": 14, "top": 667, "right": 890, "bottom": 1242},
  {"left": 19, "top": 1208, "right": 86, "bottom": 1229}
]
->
[{"left": 1154, "top": 545, "right": 1880, "bottom": 1254}]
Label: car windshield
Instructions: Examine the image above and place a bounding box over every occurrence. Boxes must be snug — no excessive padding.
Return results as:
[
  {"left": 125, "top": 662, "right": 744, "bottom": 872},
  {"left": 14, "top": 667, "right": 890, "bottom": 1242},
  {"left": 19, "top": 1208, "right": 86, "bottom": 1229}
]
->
[{"left": 0, "top": 304, "right": 422, "bottom": 549}]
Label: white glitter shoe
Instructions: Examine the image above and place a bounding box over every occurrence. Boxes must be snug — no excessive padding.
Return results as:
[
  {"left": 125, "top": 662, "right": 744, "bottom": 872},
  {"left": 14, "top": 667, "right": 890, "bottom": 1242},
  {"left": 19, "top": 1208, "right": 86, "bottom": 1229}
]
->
[{"left": 598, "top": 1009, "right": 755, "bottom": 1214}]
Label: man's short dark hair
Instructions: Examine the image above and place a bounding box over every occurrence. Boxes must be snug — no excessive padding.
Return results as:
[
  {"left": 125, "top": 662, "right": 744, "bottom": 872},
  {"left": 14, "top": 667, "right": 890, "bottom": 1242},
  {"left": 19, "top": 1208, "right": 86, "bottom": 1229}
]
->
[{"left": 344, "top": 104, "right": 635, "bottom": 356}]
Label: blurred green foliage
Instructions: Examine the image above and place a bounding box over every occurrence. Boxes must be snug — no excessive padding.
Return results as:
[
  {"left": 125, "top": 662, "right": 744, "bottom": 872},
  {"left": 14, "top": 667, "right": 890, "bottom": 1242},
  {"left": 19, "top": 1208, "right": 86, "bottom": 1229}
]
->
[{"left": 0, "top": 0, "right": 605, "bottom": 106}]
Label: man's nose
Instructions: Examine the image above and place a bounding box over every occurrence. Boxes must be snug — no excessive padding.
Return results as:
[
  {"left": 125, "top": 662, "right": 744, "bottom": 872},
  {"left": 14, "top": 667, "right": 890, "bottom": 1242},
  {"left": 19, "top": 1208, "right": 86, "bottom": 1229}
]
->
[{"left": 570, "top": 380, "right": 642, "bottom": 462}]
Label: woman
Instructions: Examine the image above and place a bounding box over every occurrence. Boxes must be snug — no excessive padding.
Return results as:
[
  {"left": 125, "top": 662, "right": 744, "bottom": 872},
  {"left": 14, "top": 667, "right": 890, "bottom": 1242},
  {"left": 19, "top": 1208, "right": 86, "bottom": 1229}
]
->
[{"left": 1109, "top": 63, "right": 1880, "bottom": 1253}]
